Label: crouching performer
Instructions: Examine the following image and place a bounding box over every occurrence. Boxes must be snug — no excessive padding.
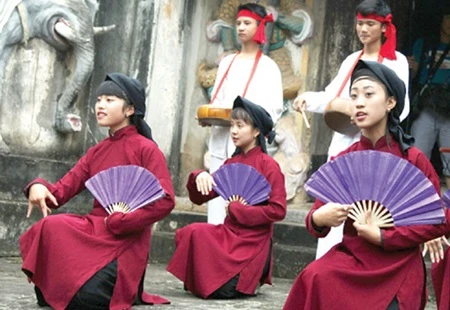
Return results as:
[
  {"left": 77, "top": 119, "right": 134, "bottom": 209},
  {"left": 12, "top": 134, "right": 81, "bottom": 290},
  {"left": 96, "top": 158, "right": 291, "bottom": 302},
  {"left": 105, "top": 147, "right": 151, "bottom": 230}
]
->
[
  {"left": 284, "top": 60, "right": 450, "bottom": 310},
  {"left": 167, "top": 96, "right": 287, "bottom": 299},
  {"left": 20, "top": 73, "right": 175, "bottom": 309}
]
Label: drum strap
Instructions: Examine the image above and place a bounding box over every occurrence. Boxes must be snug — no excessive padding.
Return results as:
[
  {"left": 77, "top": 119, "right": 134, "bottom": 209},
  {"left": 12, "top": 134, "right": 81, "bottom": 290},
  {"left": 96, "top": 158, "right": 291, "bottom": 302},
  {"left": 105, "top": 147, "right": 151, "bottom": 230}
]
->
[
  {"left": 336, "top": 50, "right": 384, "bottom": 97},
  {"left": 209, "top": 49, "right": 263, "bottom": 104}
]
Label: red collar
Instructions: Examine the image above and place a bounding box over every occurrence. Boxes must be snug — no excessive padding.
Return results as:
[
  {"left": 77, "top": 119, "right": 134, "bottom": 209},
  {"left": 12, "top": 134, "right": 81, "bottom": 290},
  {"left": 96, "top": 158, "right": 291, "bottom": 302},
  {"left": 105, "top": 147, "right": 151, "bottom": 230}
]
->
[{"left": 109, "top": 125, "right": 137, "bottom": 140}]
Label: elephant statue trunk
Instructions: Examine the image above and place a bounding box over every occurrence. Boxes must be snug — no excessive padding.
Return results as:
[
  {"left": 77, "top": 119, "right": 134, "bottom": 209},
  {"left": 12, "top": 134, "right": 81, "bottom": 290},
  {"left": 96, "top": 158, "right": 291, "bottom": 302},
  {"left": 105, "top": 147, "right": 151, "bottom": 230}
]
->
[
  {"left": 54, "top": 28, "right": 95, "bottom": 133},
  {"left": 0, "top": 0, "right": 115, "bottom": 153},
  {"left": 51, "top": 13, "right": 96, "bottom": 133}
]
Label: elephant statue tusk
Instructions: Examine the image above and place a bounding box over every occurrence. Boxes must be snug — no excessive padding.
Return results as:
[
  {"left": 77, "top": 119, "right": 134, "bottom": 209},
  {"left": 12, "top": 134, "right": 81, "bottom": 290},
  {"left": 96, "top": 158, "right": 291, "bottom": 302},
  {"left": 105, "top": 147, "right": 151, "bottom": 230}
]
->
[
  {"left": 0, "top": 0, "right": 117, "bottom": 138},
  {"left": 54, "top": 21, "right": 80, "bottom": 42},
  {"left": 93, "top": 25, "right": 116, "bottom": 35}
]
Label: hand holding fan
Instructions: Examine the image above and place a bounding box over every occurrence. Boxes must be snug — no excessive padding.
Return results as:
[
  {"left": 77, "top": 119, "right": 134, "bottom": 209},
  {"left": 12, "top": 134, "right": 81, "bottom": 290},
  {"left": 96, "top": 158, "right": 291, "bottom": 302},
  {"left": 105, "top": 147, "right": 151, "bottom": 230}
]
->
[
  {"left": 85, "top": 165, "right": 165, "bottom": 214},
  {"left": 304, "top": 150, "right": 445, "bottom": 228},
  {"left": 212, "top": 163, "right": 271, "bottom": 206}
]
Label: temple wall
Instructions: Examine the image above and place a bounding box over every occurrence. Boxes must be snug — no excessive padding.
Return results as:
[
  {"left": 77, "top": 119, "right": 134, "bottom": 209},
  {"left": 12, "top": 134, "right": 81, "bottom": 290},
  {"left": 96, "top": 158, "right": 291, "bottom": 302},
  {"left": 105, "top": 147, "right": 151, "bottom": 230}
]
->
[{"left": 0, "top": 0, "right": 366, "bottom": 254}]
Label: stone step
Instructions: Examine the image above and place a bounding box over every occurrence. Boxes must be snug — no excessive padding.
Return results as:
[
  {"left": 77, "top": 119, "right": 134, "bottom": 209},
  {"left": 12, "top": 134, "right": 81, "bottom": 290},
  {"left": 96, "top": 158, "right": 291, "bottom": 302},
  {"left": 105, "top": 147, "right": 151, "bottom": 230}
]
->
[
  {"left": 154, "top": 211, "right": 318, "bottom": 248},
  {"left": 149, "top": 230, "right": 316, "bottom": 280},
  {"left": 272, "top": 244, "right": 316, "bottom": 279},
  {"left": 150, "top": 211, "right": 317, "bottom": 279},
  {"left": 273, "top": 221, "right": 317, "bottom": 248},
  {"left": 0, "top": 199, "right": 93, "bottom": 256}
]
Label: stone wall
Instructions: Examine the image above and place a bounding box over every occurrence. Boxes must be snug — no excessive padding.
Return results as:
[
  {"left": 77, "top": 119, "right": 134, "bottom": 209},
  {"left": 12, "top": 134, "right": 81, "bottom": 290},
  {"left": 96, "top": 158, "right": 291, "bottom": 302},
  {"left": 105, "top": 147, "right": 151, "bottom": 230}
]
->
[
  {"left": 0, "top": 0, "right": 377, "bottom": 255},
  {"left": 88, "top": 0, "right": 221, "bottom": 194},
  {"left": 0, "top": 0, "right": 220, "bottom": 255}
]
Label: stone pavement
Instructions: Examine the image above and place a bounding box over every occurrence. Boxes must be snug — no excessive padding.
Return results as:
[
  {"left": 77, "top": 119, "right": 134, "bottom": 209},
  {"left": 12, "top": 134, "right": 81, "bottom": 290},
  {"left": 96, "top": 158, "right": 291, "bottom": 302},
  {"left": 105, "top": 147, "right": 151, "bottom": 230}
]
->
[
  {"left": 0, "top": 256, "right": 438, "bottom": 310},
  {"left": 0, "top": 257, "right": 293, "bottom": 310}
]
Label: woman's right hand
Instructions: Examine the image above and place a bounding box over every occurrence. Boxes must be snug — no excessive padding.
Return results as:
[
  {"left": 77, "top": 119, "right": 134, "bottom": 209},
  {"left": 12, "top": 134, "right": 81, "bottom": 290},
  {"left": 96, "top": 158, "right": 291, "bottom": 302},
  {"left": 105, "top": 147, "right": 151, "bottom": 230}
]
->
[
  {"left": 312, "top": 202, "right": 353, "bottom": 227},
  {"left": 195, "top": 171, "right": 216, "bottom": 195},
  {"left": 422, "top": 236, "right": 450, "bottom": 263},
  {"left": 27, "top": 183, "right": 57, "bottom": 218},
  {"left": 293, "top": 95, "right": 306, "bottom": 113}
]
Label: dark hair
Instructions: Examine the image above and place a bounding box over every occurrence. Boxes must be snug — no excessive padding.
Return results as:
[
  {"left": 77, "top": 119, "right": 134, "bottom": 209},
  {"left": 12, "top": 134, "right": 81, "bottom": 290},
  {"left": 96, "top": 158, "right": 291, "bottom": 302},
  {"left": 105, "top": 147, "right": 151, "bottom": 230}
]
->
[
  {"left": 127, "top": 113, "right": 137, "bottom": 125},
  {"left": 356, "top": 0, "right": 391, "bottom": 17},
  {"left": 95, "top": 81, "right": 130, "bottom": 104},
  {"left": 237, "top": 3, "right": 267, "bottom": 19},
  {"left": 231, "top": 107, "right": 254, "bottom": 125}
]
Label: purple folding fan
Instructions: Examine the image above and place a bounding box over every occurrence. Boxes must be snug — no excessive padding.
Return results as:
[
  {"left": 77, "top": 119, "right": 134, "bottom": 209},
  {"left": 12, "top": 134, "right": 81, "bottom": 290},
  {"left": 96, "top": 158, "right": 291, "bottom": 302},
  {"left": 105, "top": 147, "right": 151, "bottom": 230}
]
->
[
  {"left": 304, "top": 150, "right": 445, "bottom": 227},
  {"left": 442, "top": 190, "right": 450, "bottom": 209},
  {"left": 212, "top": 163, "right": 271, "bottom": 206},
  {"left": 85, "top": 165, "right": 165, "bottom": 214}
]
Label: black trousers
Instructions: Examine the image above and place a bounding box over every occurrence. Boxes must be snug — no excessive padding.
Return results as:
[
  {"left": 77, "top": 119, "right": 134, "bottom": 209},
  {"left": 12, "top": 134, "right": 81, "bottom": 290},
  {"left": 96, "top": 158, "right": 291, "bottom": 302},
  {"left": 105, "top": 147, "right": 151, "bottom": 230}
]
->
[
  {"left": 35, "top": 260, "right": 117, "bottom": 310},
  {"left": 386, "top": 297, "right": 399, "bottom": 310},
  {"left": 66, "top": 259, "right": 117, "bottom": 309},
  {"left": 208, "top": 245, "right": 272, "bottom": 299}
]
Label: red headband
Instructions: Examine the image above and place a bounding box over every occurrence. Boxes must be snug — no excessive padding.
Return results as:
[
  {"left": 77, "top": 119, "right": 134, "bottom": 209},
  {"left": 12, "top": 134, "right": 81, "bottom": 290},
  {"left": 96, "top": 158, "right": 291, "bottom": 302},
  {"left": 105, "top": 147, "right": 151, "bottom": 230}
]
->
[
  {"left": 357, "top": 13, "right": 397, "bottom": 60},
  {"left": 237, "top": 9, "right": 274, "bottom": 44}
]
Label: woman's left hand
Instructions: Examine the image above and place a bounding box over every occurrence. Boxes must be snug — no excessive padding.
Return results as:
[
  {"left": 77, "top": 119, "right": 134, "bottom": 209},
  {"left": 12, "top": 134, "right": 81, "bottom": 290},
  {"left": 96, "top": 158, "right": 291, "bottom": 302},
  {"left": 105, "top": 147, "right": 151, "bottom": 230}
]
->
[
  {"left": 353, "top": 211, "right": 381, "bottom": 246},
  {"left": 422, "top": 236, "right": 450, "bottom": 263}
]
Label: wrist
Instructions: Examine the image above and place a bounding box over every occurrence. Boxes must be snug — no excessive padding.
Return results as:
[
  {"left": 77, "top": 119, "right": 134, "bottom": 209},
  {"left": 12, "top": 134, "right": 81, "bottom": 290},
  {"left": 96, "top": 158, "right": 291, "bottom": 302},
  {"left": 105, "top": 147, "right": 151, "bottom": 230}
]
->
[
  {"left": 105, "top": 212, "right": 124, "bottom": 234},
  {"left": 311, "top": 210, "right": 325, "bottom": 231}
]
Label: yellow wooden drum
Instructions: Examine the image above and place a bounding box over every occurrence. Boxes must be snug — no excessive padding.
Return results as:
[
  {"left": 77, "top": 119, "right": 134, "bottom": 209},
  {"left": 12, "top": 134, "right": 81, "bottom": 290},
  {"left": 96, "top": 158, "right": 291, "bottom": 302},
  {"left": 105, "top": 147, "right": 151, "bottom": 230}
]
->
[
  {"left": 324, "top": 97, "right": 360, "bottom": 136},
  {"left": 196, "top": 105, "right": 232, "bottom": 126}
]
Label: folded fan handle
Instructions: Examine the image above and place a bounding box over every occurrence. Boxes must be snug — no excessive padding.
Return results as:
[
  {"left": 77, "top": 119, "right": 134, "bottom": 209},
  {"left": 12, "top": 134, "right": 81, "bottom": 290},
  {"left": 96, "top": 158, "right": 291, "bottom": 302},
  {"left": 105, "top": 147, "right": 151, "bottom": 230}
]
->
[
  {"left": 348, "top": 200, "right": 394, "bottom": 228},
  {"left": 228, "top": 195, "right": 248, "bottom": 205},
  {"left": 347, "top": 211, "right": 360, "bottom": 223},
  {"left": 107, "top": 202, "right": 130, "bottom": 214}
]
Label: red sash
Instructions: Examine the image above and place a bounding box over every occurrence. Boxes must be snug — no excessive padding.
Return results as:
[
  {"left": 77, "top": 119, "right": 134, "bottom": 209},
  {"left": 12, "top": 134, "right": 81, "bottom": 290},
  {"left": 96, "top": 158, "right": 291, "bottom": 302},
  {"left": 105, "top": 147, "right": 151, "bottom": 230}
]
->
[
  {"left": 209, "top": 49, "right": 263, "bottom": 104},
  {"left": 336, "top": 51, "right": 384, "bottom": 97}
]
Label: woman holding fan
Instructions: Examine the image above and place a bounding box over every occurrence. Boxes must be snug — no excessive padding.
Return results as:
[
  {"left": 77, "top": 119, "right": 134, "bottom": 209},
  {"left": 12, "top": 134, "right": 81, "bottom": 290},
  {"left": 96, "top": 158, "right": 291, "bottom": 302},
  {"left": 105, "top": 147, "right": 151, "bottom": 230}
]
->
[
  {"left": 20, "top": 73, "right": 175, "bottom": 309},
  {"left": 204, "top": 2, "right": 283, "bottom": 225},
  {"left": 284, "top": 60, "right": 450, "bottom": 309},
  {"left": 293, "top": 0, "right": 410, "bottom": 260},
  {"left": 167, "top": 96, "right": 287, "bottom": 299}
]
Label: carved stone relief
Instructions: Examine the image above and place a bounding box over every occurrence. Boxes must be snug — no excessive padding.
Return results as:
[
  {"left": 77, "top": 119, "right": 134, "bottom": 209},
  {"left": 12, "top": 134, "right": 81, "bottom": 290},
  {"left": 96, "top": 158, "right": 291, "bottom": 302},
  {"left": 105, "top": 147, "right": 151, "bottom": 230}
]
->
[{"left": 0, "top": 0, "right": 114, "bottom": 154}]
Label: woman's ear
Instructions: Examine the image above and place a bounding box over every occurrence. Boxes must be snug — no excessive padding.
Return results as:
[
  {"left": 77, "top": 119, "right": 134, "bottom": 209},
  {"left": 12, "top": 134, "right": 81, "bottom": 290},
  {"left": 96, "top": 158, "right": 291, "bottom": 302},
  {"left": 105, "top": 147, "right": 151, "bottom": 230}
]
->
[
  {"left": 253, "top": 128, "right": 261, "bottom": 139},
  {"left": 125, "top": 105, "right": 135, "bottom": 117},
  {"left": 387, "top": 96, "right": 397, "bottom": 112}
]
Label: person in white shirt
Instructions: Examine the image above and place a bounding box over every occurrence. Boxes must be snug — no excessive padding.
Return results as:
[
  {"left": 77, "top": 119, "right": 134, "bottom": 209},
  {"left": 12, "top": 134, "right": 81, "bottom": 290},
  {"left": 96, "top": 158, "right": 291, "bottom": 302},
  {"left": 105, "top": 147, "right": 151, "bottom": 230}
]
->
[
  {"left": 293, "top": 0, "right": 410, "bottom": 259},
  {"left": 203, "top": 3, "right": 284, "bottom": 225}
]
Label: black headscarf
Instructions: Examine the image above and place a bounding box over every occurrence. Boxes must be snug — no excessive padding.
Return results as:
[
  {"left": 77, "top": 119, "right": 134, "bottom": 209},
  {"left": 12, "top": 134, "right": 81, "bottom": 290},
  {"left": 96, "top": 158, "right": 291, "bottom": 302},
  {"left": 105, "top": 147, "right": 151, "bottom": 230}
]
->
[
  {"left": 232, "top": 96, "right": 275, "bottom": 154},
  {"left": 96, "top": 73, "right": 154, "bottom": 141},
  {"left": 350, "top": 60, "right": 414, "bottom": 153}
]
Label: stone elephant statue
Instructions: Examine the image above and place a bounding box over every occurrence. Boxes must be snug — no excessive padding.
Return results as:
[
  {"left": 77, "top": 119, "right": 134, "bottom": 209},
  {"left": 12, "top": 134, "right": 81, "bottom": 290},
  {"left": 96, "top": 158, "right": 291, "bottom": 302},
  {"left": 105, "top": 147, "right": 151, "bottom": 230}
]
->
[{"left": 0, "top": 0, "right": 114, "bottom": 153}]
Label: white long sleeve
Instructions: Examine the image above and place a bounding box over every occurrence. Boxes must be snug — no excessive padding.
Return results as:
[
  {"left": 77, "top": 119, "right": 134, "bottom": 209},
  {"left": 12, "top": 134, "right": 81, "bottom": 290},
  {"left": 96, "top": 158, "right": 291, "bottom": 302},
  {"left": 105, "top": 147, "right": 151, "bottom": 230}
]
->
[
  {"left": 301, "top": 50, "right": 410, "bottom": 158},
  {"left": 209, "top": 54, "right": 284, "bottom": 160}
]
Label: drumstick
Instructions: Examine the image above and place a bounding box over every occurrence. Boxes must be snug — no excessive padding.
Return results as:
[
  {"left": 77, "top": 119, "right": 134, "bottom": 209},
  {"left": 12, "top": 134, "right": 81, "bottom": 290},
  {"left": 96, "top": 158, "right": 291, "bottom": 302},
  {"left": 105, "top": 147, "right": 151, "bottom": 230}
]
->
[{"left": 300, "top": 107, "right": 311, "bottom": 129}]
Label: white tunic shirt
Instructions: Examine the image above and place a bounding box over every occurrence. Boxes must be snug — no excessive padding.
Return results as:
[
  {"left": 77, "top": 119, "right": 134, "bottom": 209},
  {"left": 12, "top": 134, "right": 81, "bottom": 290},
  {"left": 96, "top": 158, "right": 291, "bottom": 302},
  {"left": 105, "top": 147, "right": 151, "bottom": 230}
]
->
[
  {"left": 209, "top": 53, "right": 284, "bottom": 160},
  {"left": 302, "top": 50, "right": 410, "bottom": 158}
]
